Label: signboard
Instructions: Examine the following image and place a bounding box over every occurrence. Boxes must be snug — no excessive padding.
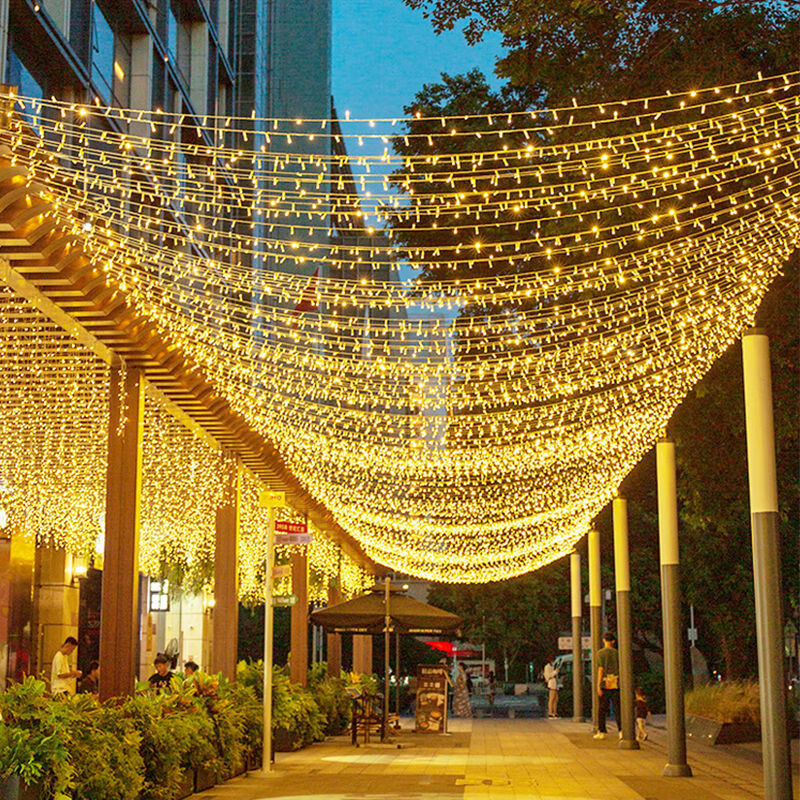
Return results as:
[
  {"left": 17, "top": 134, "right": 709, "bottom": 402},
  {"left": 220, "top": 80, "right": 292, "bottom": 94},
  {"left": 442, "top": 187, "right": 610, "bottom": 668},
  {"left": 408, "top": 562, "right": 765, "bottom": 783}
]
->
[
  {"left": 259, "top": 490, "right": 285, "bottom": 508},
  {"left": 275, "top": 520, "right": 307, "bottom": 535},
  {"left": 272, "top": 594, "right": 297, "bottom": 607},
  {"left": 415, "top": 665, "right": 448, "bottom": 733},
  {"left": 272, "top": 564, "right": 291, "bottom": 580},
  {"left": 275, "top": 533, "right": 312, "bottom": 546},
  {"left": 558, "top": 635, "right": 593, "bottom": 651}
]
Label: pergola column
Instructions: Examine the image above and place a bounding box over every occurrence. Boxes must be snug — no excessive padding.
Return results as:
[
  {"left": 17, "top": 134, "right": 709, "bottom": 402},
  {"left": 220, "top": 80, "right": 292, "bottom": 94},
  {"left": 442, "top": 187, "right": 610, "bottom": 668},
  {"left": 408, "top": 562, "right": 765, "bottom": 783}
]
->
[
  {"left": 326, "top": 582, "right": 342, "bottom": 677},
  {"left": 99, "top": 366, "right": 144, "bottom": 701},
  {"left": 613, "top": 497, "right": 638, "bottom": 749},
  {"left": 588, "top": 528, "right": 602, "bottom": 732},
  {"left": 211, "top": 457, "right": 239, "bottom": 680},
  {"left": 290, "top": 549, "right": 308, "bottom": 685},
  {"left": 352, "top": 634, "right": 373, "bottom": 675},
  {"left": 656, "top": 440, "right": 692, "bottom": 777},
  {"left": 742, "top": 329, "right": 792, "bottom": 800}
]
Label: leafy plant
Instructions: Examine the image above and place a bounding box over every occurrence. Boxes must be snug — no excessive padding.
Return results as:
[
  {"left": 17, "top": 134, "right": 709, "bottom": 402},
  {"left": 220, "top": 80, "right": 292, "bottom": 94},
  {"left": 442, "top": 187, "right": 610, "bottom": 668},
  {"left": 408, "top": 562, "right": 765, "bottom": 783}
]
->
[{"left": 308, "top": 663, "right": 351, "bottom": 736}]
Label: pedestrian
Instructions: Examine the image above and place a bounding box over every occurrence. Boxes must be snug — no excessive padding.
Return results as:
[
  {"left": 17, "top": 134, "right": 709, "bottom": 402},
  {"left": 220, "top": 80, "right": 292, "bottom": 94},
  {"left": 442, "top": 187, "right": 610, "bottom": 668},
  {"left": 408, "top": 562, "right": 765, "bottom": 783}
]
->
[
  {"left": 148, "top": 653, "right": 175, "bottom": 693},
  {"left": 78, "top": 660, "right": 100, "bottom": 696},
  {"left": 543, "top": 657, "right": 560, "bottom": 718},
  {"left": 184, "top": 661, "right": 199, "bottom": 677},
  {"left": 487, "top": 669, "right": 496, "bottom": 707},
  {"left": 51, "top": 636, "right": 82, "bottom": 699},
  {"left": 465, "top": 669, "right": 474, "bottom": 695},
  {"left": 453, "top": 662, "right": 472, "bottom": 718},
  {"left": 635, "top": 687, "right": 651, "bottom": 741},
  {"left": 593, "top": 631, "right": 620, "bottom": 740}
]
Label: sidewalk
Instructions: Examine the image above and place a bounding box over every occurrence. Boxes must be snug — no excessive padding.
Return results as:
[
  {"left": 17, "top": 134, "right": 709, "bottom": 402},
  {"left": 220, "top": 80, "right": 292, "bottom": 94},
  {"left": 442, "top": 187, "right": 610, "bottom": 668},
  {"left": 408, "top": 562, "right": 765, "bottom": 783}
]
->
[{"left": 196, "top": 716, "right": 799, "bottom": 800}]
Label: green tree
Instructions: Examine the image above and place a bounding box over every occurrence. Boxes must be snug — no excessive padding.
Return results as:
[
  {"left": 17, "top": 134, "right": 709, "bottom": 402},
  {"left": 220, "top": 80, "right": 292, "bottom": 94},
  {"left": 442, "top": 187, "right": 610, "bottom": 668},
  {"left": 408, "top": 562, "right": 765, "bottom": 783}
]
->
[
  {"left": 429, "top": 558, "right": 570, "bottom": 680},
  {"left": 404, "top": 1, "right": 798, "bottom": 103}
]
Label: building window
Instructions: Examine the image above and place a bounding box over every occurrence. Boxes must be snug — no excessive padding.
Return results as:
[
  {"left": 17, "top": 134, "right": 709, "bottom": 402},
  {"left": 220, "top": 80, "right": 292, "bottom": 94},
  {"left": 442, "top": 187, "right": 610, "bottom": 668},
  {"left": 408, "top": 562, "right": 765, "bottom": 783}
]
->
[
  {"left": 91, "top": 2, "right": 131, "bottom": 106},
  {"left": 149, "top": 580, "right": 170, "bottom": 612},
  {"left": 6, "top": 50, "right": 44, "bottom": 133},
  {"left": 166, "top": 0, "right": 191, "bottom": 88}
]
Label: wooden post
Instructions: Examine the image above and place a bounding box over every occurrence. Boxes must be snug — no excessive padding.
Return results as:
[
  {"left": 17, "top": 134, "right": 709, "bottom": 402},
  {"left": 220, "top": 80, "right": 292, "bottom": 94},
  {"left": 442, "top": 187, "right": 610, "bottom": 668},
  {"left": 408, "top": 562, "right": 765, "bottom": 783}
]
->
[
  {"left": 290, "top": 549, "right": 308, "bottom": 685},
  {"left": 211, "top": 457, "right": 239, "bottom": 680},
  {"left": 99, "top": 366, "right": 144, "bottom": 701},
  {"left": 326, "top": 582, "right": 342, "bottom": 677},
  {"left": 352, "top": 634, "right": 373, "bottom": 675}
]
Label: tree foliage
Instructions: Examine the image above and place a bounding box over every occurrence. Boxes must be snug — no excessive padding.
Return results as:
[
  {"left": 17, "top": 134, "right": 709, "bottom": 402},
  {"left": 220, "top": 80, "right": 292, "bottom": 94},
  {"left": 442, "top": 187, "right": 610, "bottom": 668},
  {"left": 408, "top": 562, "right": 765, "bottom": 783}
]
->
[
  {"left": 404, "top": 1, "right": 798, "bottom": 104},
  {"left": 399, "top": 0, "right": 799, "bottom": 680}
]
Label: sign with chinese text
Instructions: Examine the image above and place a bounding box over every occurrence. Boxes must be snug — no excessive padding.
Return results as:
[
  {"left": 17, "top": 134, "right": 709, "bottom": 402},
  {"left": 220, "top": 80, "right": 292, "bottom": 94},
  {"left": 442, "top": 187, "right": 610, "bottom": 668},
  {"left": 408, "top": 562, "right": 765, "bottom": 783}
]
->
[{"left": 415, "top": 664, "right": 448, "bottom": 733}]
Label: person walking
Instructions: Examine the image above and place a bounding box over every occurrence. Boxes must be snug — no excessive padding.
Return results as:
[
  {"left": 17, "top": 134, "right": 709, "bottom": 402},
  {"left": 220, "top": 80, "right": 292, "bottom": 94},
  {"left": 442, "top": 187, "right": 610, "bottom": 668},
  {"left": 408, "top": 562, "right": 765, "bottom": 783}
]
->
[
  {"left": 543, "top": 658, "right": 560, "bottom": 718},
  {"left": 51, "top": 636, "right": 82, "bottom": 699},
  {"left": 453, "top": 662, "right": 472, "bottom": 717},
  {"left": 487, "top": 669, "right": 496, "bottom": 708},
  {"left": 593, "top": 631, "right": 620, "bottom": 739},
  {"left": 635, "top": 687, "right": 651, "bottom": 741}
]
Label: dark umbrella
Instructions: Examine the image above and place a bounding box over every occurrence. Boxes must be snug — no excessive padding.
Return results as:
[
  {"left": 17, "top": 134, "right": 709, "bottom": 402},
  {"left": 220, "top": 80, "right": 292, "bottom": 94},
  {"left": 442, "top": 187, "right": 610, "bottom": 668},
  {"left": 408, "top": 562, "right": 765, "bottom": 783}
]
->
[
  {"left": 310, "top": 584, "right": 462, "bottom": 634},
  {"left": 311, "top": 578, "right": 461, "bottom": 737}
]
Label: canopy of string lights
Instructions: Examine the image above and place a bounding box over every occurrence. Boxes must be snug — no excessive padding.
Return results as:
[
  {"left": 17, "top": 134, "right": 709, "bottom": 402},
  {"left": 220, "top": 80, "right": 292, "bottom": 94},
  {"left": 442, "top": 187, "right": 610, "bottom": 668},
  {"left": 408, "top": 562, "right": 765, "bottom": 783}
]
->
[{"left": 1, "top": 71, "right": 796, "bottom": 582}]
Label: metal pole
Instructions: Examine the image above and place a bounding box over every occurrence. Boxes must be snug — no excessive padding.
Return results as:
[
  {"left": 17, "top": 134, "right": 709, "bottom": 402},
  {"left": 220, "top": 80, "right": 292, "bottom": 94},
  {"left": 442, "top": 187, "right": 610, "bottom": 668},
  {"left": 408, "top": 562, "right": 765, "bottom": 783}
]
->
[
  {"left": 395, "top": 629, "right": 400, "bottom": 725},
  {"left": 261, "top": 506, "right": 276, "bottom": 772},
  {"left": 383, "top": 576, "right": 390, "bottom": 738},
  {"left": 742, "top": 329, "right": 792, "bottom": 800},
  {"left": 613, "top": 498, "right": 639, "bottom": 750},
  {"left": 588, "top": 528, "right": 602, "bottom": 733},
  {"left": 656, "top": 440, "right": 692, "bottom": 777},
  {"left": 570, "top": 550, "right": 584, "bottom": 722}
]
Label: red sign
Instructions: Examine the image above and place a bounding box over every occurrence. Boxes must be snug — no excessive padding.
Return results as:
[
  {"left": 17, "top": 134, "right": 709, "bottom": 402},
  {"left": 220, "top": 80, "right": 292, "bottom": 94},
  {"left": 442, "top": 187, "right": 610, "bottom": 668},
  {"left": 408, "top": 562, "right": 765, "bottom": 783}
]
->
[{"left": 275, "top": 521, "right": 307, "bottom": 534}]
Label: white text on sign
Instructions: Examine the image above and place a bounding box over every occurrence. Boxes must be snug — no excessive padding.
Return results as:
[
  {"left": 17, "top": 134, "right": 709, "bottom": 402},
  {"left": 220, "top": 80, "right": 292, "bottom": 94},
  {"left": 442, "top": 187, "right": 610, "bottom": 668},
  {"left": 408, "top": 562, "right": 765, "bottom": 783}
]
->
[
  {"left": 274, "top": 533, "right": 312, "bottom": 546},
  {"left": 274, "top": 520, "right": 308, "bottom": 535}
]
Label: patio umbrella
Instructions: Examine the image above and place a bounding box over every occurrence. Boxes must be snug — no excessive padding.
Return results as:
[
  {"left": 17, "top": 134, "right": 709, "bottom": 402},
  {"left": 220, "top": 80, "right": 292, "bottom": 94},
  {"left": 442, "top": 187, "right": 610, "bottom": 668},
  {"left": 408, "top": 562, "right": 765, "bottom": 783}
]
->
[
  {"left": 310, "top": 584, "right": 462, "bottom": 635},
  {"left": 311, "top": 579, "right": 462, "bottom": 736}
]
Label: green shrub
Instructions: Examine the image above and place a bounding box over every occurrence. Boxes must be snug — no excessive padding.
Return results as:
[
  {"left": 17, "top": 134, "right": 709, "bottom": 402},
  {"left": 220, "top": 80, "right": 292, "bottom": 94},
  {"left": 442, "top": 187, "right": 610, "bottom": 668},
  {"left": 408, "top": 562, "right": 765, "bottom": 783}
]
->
[
  {"left": 685, "top": 680, "right": 760, "bottom": 725},
  {"left": 308, "top": 663, "right": 351, "bottom": 735}
]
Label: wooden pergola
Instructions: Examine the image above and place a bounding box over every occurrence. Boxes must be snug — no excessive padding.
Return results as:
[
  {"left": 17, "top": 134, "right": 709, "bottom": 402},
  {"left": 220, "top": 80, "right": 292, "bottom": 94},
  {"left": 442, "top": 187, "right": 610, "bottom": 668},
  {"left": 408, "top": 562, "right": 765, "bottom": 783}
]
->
[{"left": 0, "top": 147, "right": 378, "bottom": 697}]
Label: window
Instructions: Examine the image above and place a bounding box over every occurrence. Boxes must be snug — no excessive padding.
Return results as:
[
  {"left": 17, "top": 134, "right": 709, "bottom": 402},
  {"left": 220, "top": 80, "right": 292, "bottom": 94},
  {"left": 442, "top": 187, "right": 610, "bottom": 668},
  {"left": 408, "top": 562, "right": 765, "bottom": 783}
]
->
[
  {"left": 149, "top": 580, "right": 170, "bottom": 612},
  {"left": 91, "top": 3, "right": 131, "bottom": 106},
  {"left": 166, "top": 0, "right": 191, "bottom": 87},
  {"left": 6, "top": 50, "right": 44, "bottom": 133}
]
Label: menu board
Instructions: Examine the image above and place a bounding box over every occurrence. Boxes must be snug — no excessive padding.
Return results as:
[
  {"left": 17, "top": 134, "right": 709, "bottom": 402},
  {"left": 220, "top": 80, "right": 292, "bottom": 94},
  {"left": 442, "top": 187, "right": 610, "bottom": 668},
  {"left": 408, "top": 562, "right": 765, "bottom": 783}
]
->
[{"left": 415, "top": 665, "right": 449, "bottom": 733}]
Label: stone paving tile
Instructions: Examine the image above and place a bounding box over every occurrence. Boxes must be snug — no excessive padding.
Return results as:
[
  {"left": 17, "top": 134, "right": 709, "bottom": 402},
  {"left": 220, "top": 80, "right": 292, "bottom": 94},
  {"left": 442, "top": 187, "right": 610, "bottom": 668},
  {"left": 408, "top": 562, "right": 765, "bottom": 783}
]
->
[{"left": 192, "top": 717, "right": 795, "bottom": 800}]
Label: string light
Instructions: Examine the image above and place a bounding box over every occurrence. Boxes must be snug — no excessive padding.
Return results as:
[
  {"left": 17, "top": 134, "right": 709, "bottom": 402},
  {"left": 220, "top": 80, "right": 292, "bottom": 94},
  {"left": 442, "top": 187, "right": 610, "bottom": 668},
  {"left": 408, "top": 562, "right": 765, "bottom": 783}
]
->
[{"left": 0, "top": 72, "right": 796, "bottom": 582}]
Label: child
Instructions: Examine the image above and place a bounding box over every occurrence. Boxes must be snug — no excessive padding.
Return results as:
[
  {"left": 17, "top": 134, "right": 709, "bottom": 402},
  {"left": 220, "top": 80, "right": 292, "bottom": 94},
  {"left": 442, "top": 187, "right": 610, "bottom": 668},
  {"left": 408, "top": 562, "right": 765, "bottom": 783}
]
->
[{"left": 635, "top": 687, "right": 651, "bottom": 741}]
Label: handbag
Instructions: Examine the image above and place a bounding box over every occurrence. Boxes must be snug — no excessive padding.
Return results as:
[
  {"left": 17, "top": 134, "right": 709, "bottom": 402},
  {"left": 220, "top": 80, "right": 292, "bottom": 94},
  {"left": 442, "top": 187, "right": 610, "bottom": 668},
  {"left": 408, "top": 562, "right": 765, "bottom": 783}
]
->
[{"left": 603, "top": 674, "right": 619, "bottom": 690}]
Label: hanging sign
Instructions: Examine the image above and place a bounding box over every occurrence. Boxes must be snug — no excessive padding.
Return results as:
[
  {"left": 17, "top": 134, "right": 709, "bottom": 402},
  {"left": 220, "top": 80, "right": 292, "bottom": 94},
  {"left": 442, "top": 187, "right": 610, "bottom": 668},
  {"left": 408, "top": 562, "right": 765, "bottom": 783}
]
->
[{"left": 272, "top": 564, "right": 291, "bottom": 580}]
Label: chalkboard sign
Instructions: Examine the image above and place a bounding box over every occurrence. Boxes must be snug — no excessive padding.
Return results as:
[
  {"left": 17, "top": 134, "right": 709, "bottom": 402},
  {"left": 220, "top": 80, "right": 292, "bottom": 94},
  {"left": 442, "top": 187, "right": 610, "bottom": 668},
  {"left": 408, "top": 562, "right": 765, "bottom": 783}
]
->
[{"left": 415, "top": 664, "right": 449, "bottom": 733}]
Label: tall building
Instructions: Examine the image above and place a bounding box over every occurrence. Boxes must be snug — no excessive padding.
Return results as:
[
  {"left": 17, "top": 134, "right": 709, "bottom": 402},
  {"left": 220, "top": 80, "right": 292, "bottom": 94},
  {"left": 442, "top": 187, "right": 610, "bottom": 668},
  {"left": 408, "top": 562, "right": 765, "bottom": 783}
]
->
[{"left": 0, "top": 0, "right": 340, "bottom": 685}]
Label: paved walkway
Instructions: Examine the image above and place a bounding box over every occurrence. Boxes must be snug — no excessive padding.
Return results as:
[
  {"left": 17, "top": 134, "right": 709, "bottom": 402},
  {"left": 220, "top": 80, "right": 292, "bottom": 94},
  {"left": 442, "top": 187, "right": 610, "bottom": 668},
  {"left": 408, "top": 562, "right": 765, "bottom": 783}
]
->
[{"left": 197, "top": 717, "right": 799, "bottom": 800}]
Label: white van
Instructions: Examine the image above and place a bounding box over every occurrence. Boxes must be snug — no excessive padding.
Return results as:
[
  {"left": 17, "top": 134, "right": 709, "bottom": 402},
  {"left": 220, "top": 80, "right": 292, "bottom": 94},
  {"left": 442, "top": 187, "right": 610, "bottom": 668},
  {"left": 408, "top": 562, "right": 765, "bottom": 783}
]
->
[{"left": 552, "top": 652, "right": 592, "bottom": 680}]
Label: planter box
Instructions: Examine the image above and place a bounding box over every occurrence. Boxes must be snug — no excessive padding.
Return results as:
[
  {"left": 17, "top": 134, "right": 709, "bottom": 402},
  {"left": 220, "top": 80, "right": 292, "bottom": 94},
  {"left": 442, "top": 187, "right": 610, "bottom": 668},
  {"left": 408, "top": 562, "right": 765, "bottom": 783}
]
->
[
  {"left": 686, "top": 714, "right": 760, "bottom": 744},
  {"left": 193, "top": 765, "right": 217, "bottom": 793},
  {"left": 0, "top": 775, "right": 41, "bottom": 800},
  {"left": 174, "top": 770, "right": 194, "bottom": 800}
]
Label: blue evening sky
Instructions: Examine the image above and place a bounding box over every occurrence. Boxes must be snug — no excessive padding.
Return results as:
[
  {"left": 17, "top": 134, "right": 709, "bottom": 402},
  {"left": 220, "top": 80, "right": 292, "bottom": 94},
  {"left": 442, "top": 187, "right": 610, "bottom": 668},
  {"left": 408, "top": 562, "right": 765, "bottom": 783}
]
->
[{"left": 331, "top": 0, "right": 504, "bottom": 121}]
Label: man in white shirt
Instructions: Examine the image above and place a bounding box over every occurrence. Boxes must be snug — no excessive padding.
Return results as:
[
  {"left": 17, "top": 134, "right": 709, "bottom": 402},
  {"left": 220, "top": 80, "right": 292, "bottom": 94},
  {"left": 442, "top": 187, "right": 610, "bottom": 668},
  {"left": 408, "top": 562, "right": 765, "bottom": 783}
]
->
[{"left": 51, "top": 636, "right": 82, "bottom": 698}]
